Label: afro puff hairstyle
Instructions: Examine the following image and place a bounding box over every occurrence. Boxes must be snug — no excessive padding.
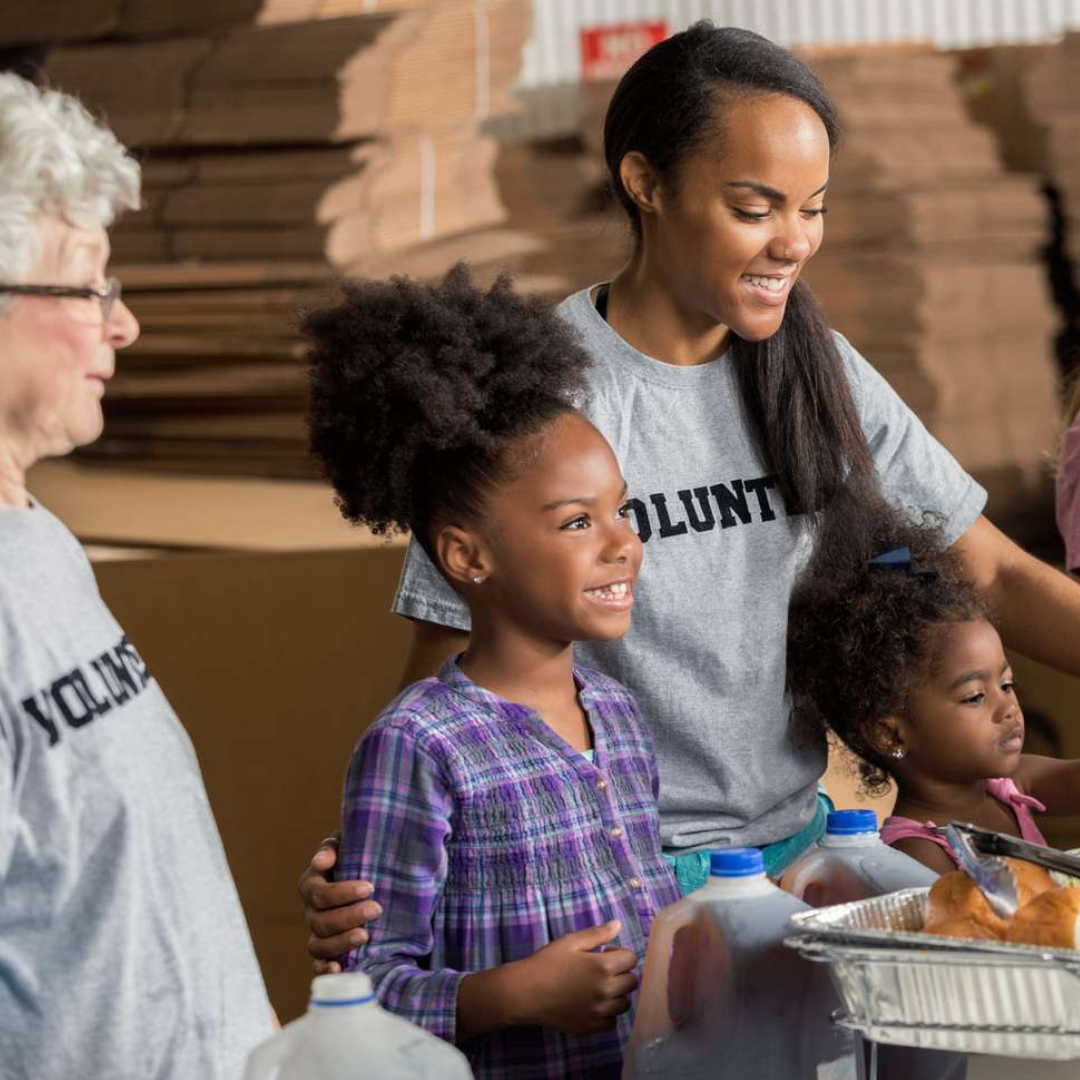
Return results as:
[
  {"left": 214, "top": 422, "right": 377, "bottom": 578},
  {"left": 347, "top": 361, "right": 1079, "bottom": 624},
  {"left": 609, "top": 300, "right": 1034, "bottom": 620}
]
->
[
  {"left": 303, "top": 264, "right": 589, "bottom": 565},
  {"left": 787, "top": 485, "right": 989, "bottom": 793}
]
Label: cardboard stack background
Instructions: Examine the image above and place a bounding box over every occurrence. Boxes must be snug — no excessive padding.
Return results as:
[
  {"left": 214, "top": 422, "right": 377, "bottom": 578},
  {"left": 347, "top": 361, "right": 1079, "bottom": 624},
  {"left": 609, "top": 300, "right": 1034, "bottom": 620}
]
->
[
  {"left": 0, "top": 1, "right": 531, "bottom": 476},
  {"left": 1027, "top": 33, "right": 1080, "bottom": 273},
  {"left": 9, "top": 5, "right": 524, "bottom": 268},
  {"left": 799, "top": 49, "right": 1058, "bottom": 526}
]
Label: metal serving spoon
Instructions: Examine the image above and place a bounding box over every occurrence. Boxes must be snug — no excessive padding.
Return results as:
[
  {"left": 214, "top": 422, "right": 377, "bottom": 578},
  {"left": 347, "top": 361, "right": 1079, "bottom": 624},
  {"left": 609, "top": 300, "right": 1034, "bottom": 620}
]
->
[
  {"left": 943, "top": 822, "right": 1080, "bottom": 880},
  {"left": 940, "top": 823, "right": 1020, "bottom": 919}
]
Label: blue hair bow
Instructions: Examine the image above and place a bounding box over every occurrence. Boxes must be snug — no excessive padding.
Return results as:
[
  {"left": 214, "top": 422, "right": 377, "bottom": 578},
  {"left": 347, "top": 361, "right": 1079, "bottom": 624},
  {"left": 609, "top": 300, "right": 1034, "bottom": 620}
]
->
[{"left": 869, "top": 545, "right": 938, "bottom": 585}]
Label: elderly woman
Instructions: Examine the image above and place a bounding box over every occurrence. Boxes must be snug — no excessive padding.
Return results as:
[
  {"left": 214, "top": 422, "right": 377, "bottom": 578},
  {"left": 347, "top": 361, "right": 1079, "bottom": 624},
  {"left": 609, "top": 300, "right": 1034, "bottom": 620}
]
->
[{"left": 0, "top": 75, "right": 272, "bottom": 1076}]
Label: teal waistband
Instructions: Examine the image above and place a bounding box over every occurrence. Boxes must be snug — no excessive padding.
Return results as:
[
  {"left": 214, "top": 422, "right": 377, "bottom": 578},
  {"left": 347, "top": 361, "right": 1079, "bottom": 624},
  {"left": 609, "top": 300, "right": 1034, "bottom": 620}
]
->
[{"left": 663, "top": 788, "right": 835, "bottom": 896}]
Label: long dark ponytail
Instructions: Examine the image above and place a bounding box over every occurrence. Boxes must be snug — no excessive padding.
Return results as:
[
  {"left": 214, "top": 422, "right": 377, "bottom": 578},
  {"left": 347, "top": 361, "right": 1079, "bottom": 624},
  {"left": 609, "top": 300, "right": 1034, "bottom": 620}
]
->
[{"left": 603, "top": 22, "right": 874, "bottom": 515}]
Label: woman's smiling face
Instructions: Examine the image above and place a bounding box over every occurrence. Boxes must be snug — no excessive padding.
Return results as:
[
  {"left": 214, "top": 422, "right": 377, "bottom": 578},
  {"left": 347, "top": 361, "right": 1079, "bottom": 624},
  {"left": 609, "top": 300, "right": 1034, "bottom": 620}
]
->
[{"left": 642, "top": 92, "right": 831, "bottom": 343}]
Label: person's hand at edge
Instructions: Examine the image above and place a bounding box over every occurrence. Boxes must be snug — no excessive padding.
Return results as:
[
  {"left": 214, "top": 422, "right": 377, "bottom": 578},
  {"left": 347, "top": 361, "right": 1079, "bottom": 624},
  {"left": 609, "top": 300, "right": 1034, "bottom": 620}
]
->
[{"left": 298, "top": 833, "right": 382, "bottom": 974}]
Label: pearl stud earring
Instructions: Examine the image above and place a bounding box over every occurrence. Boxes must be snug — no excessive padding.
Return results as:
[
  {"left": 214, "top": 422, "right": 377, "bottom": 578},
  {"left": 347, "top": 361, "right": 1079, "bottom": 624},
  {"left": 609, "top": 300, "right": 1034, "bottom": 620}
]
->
[{"left": 472, "top": 575, "right": 484, "bottom": 585}]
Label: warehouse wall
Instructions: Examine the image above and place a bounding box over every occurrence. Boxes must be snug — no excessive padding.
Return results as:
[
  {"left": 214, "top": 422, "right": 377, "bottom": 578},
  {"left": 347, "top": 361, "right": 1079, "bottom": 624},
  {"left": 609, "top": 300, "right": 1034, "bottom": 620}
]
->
[{"left": 495, "top": 0, "right": 1080, "bottom": 139}]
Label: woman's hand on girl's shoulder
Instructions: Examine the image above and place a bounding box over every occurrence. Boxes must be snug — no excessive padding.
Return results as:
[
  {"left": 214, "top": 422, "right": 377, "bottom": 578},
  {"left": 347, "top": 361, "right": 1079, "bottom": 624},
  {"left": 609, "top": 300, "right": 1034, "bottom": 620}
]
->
[{"left": 297, "top": 834, "right": 382, "bottom": 973}]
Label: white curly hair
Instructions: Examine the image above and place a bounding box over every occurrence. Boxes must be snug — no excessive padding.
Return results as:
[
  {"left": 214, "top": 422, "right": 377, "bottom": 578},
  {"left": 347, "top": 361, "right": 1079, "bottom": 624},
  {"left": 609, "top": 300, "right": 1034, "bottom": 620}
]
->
[{"left": 0, "top": 74, "right": 140, "bottom": 309}]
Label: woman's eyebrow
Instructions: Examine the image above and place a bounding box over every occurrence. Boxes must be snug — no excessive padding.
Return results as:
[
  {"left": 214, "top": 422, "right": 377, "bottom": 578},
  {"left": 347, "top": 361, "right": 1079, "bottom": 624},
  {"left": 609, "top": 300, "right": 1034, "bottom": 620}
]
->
[{"left": 725, "top": 179, "right": 830, "bottom": 203}]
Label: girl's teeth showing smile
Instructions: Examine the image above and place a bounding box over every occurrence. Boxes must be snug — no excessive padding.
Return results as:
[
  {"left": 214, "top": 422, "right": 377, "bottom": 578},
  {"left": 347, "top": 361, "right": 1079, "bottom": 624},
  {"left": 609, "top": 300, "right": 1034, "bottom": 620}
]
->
[{"left": 584, "top": 581, "right": 633, "bottom": 609}]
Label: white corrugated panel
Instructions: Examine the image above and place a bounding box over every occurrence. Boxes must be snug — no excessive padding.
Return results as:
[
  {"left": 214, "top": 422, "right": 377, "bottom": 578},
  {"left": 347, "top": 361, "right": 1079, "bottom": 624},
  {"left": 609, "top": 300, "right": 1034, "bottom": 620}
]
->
[
  {"left": 492, "top": 0, "right": 1080, "bottom": 140},
  {"left": 521, "top": 0, "right": 1080, "bottom": 86}
]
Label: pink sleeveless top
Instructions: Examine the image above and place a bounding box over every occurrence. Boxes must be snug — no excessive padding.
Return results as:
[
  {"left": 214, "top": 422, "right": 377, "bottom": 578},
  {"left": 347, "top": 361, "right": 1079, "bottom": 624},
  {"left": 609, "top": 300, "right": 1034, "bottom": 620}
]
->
[{"left": 880, "top": 778, "right": 1047, "bottom": 868}]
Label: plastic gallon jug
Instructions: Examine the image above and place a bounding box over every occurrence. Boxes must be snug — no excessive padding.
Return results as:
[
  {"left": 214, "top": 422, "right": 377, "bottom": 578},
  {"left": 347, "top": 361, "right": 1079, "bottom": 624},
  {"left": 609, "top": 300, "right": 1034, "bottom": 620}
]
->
[
  {"left": 243, "top": 973, "right": 474, "bottom": 1080},
  {"left": 781, "top": 813, "right": 965, "bottom": 1080},
  {"left": 780, "top": 809, "right": 938, "bottom": 907},
  {"left": 623, "top": 847, "right": 858, "bottom": 1080}
]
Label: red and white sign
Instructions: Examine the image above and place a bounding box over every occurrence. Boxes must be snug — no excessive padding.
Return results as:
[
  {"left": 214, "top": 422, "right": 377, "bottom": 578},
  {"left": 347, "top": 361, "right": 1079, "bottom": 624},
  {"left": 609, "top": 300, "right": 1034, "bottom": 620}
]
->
[{"left": 580, "top": 21, "right": 668, "bottom": 83}]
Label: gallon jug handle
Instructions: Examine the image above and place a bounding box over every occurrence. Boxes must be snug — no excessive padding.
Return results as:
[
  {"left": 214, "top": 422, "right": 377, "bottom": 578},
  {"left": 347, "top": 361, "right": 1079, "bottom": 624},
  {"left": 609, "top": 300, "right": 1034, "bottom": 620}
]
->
[{"left": 242, "top": 1021, "right": 301, "bottom": 1080}]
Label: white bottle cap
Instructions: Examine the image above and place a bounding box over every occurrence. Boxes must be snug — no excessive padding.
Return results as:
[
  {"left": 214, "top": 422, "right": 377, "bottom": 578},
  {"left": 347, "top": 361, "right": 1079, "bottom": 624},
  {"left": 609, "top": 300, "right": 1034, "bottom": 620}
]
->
[{"left": 309, "top": 972, "right": 375, "bottom": 1007}]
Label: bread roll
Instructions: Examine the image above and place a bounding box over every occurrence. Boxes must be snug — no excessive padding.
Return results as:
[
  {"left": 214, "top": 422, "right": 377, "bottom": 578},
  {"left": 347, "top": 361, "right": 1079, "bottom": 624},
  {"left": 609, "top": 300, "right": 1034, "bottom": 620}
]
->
[
  {"left": 924, "top": 872, "right": 1010, "bottom": 937},
  {"left": 923, "top": 859, "right": 1055, "bottom": 938},
  {"left": 922, "top": 916, "right": 1003, "bottom": 941},
  {"left": 1005, "top": 857, "right": 1057, "bottom": 906},
  {"left": 1004, "top": 887, "right": 1080, "bottom": 950}
]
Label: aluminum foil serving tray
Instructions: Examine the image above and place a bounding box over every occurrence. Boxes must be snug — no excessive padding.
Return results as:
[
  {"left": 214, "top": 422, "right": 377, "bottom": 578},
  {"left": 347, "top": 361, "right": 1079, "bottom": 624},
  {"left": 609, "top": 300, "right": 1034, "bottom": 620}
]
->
[{"left": 786, "top": 888, "right": 1080, "bottom": 1059}]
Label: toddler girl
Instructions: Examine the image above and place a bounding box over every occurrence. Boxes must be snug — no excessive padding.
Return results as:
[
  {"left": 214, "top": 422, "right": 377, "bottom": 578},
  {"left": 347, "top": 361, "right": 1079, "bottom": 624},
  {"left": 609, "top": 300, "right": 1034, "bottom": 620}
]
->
[
  {"left": 302, "top": 266, "right": 678, "bottom": 1079},
  {"left": 787, "top": 488, "right": 1080, "bottom": 875}
]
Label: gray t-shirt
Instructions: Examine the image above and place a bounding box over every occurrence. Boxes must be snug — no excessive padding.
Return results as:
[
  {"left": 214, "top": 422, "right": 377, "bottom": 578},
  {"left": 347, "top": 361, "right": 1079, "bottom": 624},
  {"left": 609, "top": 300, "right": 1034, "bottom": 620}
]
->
[
  {"left": 393, "top": 286, "right": 987, "bottom": 851},
  {"left": 0, "top": 503, "right": 272, "bottom": 1079}
]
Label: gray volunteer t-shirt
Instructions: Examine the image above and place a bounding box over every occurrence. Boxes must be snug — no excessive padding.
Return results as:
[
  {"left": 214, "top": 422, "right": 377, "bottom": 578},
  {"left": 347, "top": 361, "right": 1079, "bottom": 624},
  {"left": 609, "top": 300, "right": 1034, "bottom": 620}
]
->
[
  {"left": 0, "top": 504, "right": 273, "bottom": 1079},
  {"left": 393, "top": 286, "right": 987, "bottom": 851}
]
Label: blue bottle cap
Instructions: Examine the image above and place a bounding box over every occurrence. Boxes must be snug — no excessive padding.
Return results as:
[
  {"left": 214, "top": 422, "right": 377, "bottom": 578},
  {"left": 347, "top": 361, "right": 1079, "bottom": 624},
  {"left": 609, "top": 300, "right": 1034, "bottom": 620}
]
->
[
  {"left": 826, "top": 809, "right": 879, "bottom": 835},
  {"left": 709, "top": 847, "right": 765, "bottom": 877}
]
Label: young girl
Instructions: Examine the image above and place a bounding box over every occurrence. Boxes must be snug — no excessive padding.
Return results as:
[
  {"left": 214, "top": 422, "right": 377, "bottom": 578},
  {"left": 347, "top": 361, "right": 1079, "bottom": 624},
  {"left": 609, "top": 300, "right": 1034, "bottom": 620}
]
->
[
  {"left": 787, "top": 488, "right": 1080, "bottom": 875},
  {"left": 1057, "top": 371, "right": 1080, "bottom": 577},
  {"left": 302, "top": 266, "right": 679, "bottom": 1078}
]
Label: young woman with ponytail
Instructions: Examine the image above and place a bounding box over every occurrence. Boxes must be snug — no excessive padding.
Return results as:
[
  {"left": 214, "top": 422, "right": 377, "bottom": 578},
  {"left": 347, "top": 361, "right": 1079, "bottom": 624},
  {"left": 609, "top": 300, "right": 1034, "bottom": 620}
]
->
[{"left": 300, "top": 23, "right": 1080, "bottom": 961}]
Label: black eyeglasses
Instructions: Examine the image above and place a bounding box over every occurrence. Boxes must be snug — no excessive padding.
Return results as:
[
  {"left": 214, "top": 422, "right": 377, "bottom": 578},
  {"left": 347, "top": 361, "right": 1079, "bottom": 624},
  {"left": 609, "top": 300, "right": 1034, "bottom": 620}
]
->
[{"left": 0, "top": 277, "right": 122, "bottom": 324}]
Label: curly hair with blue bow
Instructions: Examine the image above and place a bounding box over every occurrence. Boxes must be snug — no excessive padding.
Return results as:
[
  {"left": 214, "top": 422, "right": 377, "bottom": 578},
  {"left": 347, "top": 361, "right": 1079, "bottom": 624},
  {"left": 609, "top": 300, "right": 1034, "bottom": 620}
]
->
[{"left": 787, "top": 485, "right": 989, "bottom": 793}]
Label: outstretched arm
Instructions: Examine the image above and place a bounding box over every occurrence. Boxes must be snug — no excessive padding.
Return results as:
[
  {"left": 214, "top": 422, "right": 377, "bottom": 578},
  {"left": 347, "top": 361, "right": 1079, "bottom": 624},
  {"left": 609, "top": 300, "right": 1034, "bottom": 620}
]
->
[
  {"left": 1014, "top": 754, "right": 1080, "bottom": 817},
  {"left": 953, "top": 515, "right": 1080, "bottom": 676}
]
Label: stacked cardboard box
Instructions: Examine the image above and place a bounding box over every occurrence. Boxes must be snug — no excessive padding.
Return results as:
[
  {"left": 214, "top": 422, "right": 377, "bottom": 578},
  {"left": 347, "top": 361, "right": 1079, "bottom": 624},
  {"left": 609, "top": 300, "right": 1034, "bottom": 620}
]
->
[
  {"left": 801, "top": 50, "right": 1058, "bottom": 504},
  {"left": 1027, "top": 35, "right": 1080, "bottom": 269},
  {"left": 0, "top": 0, "right": 490, "bottom": 49},
  {"left": 36, "top": 4, "right": 527, "bottom": 268},
  {"left": 75, "top": 261, "right": 323, "bottom": 478},
  {"left": 86, "top": 140, "right": 600, "bottom": 476},
  {"left": 577, "top": 78, "right": 615, "bottom": 193},
  {"left": 111, "top": 135, "right": 503, "bottom": 265},
  {"left": 14, "top": 0, "right": 530, "bottom": 477},
  {"left": 78, "top": 128, "right": 631, "bottom": 479},
  {"left": 951, "top": 43, "right": 1080, "bottom": 404},
  {"left": 82, "top": 243, "right": 529, "bottom": 476},
  {"left": 954, "top": 45, "right": 1051, "bottom": 175}
]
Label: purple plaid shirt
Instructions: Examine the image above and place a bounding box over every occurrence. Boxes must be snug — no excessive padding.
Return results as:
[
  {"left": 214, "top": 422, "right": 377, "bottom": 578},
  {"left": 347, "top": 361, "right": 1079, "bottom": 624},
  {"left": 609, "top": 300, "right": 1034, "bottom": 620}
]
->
[{"left": 339, "top": 656, "right": 678, "bottom": 1079}]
